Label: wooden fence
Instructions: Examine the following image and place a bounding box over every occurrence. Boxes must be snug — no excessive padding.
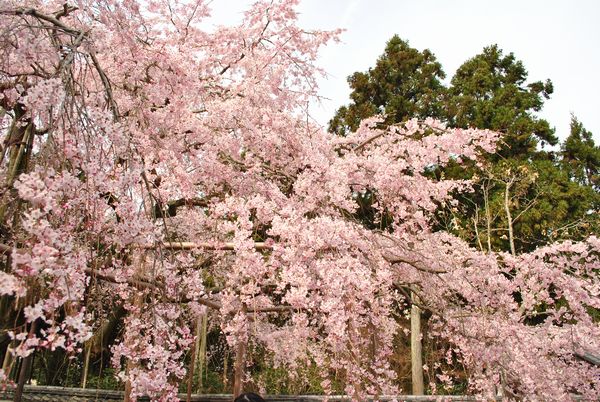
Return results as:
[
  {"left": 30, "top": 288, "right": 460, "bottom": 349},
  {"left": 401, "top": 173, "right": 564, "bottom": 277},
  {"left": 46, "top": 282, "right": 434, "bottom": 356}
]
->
[{"left": 0, "top": 385, "right": 481, "bottom": 402}]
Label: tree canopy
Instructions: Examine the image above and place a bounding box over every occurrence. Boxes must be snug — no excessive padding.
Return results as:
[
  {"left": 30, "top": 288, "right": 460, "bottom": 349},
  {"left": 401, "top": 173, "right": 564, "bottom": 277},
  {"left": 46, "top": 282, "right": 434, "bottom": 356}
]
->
[
  {"left": 332, "top": 35, "right": 599, "bottom": 254},
  {"left": 328, "top": 35, "right": 446, "bottom": 135},
  {"left": 563, "top": 114, "right": 600, "bottom": 190},
  {"left": 446, "top": 44, "right": 557, "bottom": 158}
]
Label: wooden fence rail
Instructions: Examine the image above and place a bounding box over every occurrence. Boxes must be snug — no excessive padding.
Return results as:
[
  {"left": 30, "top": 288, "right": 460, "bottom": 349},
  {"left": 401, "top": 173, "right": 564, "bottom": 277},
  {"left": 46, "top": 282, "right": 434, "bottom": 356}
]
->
[
  {"left": 0, "top": 385, "right": 481, "bottom": 402},
  {"left": 0, "top": 386, "right": 590, "bottom": 402}
]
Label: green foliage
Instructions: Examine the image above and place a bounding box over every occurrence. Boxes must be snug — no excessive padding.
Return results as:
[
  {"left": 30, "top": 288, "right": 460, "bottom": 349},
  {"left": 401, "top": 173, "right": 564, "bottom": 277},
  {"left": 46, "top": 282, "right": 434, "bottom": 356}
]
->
[
  {"left": 446, "top": 45, "right": 557, "bottom": 158},
  {"left": 250, "top": 363, "right": 341, "bottom": 395},
  {"left": 82, "top": 367, "right": 123, "bottom": 390},
  {"left": 331, "top": 36, "right": 598, "bottom": 256},
  {"left": 450, "top": 158, "right": 600, "bottom": 253},
  {"left": 562, "top": 114, "right": 600, "bottom": 190},
  {"left": 28, "top": 349, "right": 123, "bottom": 390},
  {"left": 443, "top": 48, "right": 597, "bottom": 252},
  {"left": 517, "top": 157, "right": 599, "bottom": 246},
  {"left": 329, "top": 35, "right": 446, "bottom": 135}
]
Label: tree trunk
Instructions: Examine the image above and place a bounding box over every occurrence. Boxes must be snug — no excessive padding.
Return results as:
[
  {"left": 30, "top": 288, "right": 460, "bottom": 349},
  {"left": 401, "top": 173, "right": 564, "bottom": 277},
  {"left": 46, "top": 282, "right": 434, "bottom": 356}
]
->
[
  {"left": 89, "top": 305, "right": 126, "bottom": 356},
  {"left": 124, "top": 252, "right": 146, "bottom": 402},
  {"left": 483, "top": 180, "right": 493, "bottom": 253},
  {"left": 504, "top": 179, "right": 516, "bottom": 256},
  {"left": 0, "top": 120, "right": 32, "bottom": 223},
  {"left": 13, "top": 321, "right": 37, "bottom": 402},
  {"left": 186, "top": 318, "right": 201, "bottom": 402},
  {"left": 411, "top": 292, "right": 424, "bottom": 395},
  {"left": 1, "top": 340, "right": 15, "bottom": 378}
]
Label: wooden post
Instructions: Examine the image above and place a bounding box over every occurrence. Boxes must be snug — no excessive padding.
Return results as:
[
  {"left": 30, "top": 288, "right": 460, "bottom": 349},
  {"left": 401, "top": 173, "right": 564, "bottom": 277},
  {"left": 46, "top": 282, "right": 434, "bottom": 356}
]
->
[
  {"left": 411, "top": 292, "right": 424, "bottom": 395},
  {"left": 222, "top": 351, "right": 228, "bottom": 393},
  {"left": 81, "top": 343, "right": 92, "bottom": 388},
  {"left": 232, "top": 339, "right": 246, "bottom": 399},
  {"left": 13, "top": 321, "right": 37, "bottom": 402},
  {"left": 123, "top": 359, "right": 133, "bottom": 402},
  {"left": 186, "top": 318, "right": 201, "bottom": 402},
  {"left": 124, "top": 251, "right": 146, "bottom": 402},
  {"left": 196, "top": 313, "right": 208, "bottom": 392},
  {"left": 232, "top": 306, "right": 248, "bottom": 400}
]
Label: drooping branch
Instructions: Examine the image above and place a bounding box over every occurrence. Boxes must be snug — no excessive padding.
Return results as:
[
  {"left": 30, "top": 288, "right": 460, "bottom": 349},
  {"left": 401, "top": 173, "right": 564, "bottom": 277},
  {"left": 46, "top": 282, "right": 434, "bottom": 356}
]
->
[
  {"left": 0, "top": 8, "right": 81, "bottom": 35},
  {"left": 383, "top": 254, "right": 448, "bottom": 274},
  {"left": 89, "top": 51, "right": 119, "bottom": 119},
  {"left": 86, "top": 267, "right": 298, "bottom": 313},
  {"left": 2, "top": 242, "right": 300, "bottom": 314},
  {"left": 151, "top": 240, "right": 447, "bottom": 276},
  {"left": 149, "top": 241, "right": 271, "bottom": 251},
  {"left": 84, "top": 268, "right": 222, "bottom": 310},
  {"left": 153, "top": 197, "right": 209, "bottom": 218}
]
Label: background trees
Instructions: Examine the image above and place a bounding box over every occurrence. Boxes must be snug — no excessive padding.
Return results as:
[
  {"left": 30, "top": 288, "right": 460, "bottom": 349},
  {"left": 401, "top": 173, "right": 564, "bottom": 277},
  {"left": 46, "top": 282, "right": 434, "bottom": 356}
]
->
[
  {"left": 328, "top": 35, "right": 446, "bottom": 135},
  {"left": 445, "top": 44, "right": 556, "bottom": 158},
  {"left": 563, "top": 115, "right": 600, "bottom": 190},
  {"left": 330, "top": 34, "right": 600, "bottom": 398},
  {"left": 332, "top": 36, "right": 599, "bottom": 254}
]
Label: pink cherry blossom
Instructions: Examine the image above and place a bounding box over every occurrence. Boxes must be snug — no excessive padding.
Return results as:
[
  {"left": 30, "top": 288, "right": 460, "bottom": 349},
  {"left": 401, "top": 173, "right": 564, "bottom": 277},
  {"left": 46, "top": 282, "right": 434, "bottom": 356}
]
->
[{"left": 0, "top": 1, "right": 598, "bottom": 401}]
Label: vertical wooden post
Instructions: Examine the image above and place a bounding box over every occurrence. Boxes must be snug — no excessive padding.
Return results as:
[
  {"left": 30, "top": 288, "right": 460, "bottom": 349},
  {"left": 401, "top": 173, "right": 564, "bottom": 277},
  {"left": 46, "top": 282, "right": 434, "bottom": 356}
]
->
[
  {"left": 186, "top": 318, "right": 201, "bottom": 402},
  {"left": 13, "top": 321, "right": 37, "bottom": 402},
  {"left": 196, "top": 313, "right": 208, "bottom": 392},
  {"left": 123, "top": 359, "right": 133, "bottom": 402},
  {"left": 232, "top": 306, "right": 247, "bottom": 400},
  {"left": 124, "top": 251, "right": 145, "bottom": 402},
  {"left": 411, "top": 292, "right": 424, "bottom": 395},
  {"left": 2, "top": 341, "right": 15, "bottom": 376},
  {"left": 232, "top": 340, "right": 246, "bottom": 399},
  {"left": 81, "top": 343, "right": 92, "bottom": 388}
]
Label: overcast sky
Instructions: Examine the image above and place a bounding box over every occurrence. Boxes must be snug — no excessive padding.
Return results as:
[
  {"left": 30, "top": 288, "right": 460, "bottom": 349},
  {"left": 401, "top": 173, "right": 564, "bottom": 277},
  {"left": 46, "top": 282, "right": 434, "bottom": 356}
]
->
[{"left": 207, "top": 0, "right": 600, "bottom": 143}]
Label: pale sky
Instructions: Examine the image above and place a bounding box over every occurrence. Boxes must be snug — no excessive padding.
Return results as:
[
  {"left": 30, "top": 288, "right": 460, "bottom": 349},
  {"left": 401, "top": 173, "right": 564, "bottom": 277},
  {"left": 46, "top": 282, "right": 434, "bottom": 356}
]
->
[{"left": 207, "top": 0, "right": 600, "bottom": 143}]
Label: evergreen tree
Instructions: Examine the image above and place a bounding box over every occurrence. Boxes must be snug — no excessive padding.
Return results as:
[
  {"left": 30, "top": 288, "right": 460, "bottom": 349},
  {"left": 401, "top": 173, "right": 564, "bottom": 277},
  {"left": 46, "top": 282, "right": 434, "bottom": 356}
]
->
[
  {"left": 328, "top": 35, "right": 446, "bottom": 135},
  {"left": 446, "top": 45, "right": 557, "bottom": 158},
  {"left": 332, "top": 36, "right": 598, "bottom": 253},
  {"left": 454, "top": 156, "right": 599, "bottom": 253},
  {"left": 562, "top": 114, "right": 600, "bottom": 189}
]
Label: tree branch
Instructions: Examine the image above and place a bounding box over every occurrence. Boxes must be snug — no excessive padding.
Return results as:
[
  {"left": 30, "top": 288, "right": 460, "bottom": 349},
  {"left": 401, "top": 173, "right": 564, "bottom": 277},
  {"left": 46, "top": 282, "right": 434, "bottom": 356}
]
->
[{"left": 0, "top": 8, "right": 81, "bottom": 35}]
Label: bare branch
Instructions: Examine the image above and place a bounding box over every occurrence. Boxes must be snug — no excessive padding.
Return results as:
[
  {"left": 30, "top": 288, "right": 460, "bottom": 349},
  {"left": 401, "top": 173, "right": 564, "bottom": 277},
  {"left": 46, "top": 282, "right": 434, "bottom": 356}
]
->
[
  {"left": 0, "top": 8, "right": 81, "bottom": 35},
  {"left": 149, "top": 241, "right": 272, "bottom": 251}
]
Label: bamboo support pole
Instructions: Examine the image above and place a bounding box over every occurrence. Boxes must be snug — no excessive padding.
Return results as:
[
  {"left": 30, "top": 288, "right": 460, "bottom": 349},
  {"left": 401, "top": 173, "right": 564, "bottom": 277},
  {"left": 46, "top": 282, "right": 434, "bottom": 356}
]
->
[
  {"left": 197, "top": 314, "right": 208, "bottom": 392},
  {"left": 146, "top": 242, "right": 270, "bottom": 251},
  {"left": 81, "top": 343, "right": 92, "bottom": 388}
]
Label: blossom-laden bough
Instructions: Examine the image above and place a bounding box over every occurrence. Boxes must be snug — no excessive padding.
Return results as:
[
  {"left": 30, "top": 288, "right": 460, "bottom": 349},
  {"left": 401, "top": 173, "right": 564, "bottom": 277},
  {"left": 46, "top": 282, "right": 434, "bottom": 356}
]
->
[{"left": 0, "top": 1, "right": 598, "bottom": 401}]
